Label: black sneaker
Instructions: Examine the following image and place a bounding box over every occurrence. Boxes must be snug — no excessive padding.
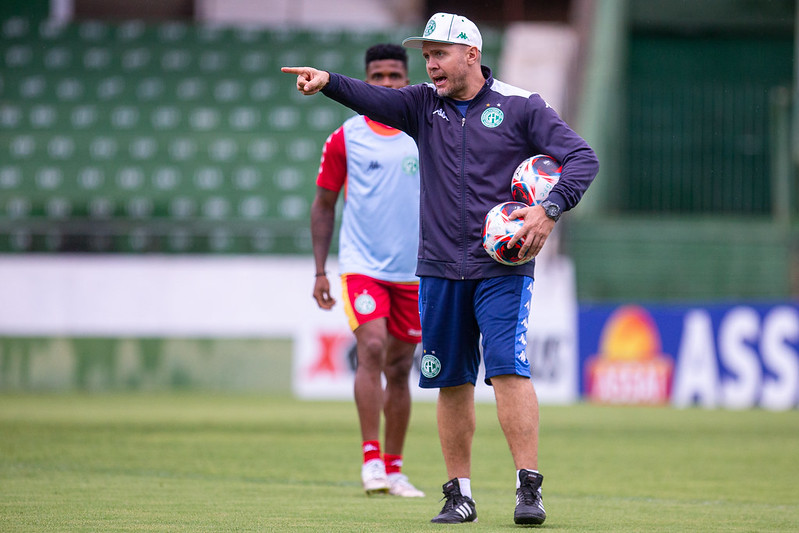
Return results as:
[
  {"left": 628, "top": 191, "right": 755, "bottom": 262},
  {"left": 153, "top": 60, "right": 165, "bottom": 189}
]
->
[
  {"left": 430, "top": 478, "right": 477, "bottom": 524},
  {"left": 514, "top": 470, "right": 546, "bottom": 525}
]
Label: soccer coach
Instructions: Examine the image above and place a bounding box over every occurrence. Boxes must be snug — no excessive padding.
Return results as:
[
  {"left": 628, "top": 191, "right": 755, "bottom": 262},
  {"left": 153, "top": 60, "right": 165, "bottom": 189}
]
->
[{"left": 283, "top": 12, "right": 598, "bottom": 526}]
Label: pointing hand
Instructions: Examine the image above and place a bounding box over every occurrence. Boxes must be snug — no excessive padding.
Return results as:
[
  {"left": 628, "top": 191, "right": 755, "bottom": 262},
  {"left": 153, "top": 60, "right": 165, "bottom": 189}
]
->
[{"left": 281, "top": 66, "right": 330, "bottom": 95}]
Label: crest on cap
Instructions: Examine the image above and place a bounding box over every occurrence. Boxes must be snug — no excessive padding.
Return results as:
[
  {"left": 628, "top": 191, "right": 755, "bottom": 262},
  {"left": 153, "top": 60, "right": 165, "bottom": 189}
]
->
[
  {"left": 423, "top": 19, "right": 436, "bottom": 37},
  {"left": 402, "top": 13, "right": 483, "bottom": 52}
]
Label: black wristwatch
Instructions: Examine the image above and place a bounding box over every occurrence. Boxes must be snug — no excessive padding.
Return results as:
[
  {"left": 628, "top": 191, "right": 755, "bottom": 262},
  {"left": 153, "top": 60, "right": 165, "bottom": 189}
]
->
[{"left": 540, "top": 200, "right": 562, "bottom": 222}]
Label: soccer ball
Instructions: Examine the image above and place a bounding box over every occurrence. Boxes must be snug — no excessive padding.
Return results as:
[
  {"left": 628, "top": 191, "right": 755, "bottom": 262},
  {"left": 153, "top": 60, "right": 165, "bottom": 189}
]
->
[
  {"left": 481, "top": 201, "right": 532, "bottom": 266},
  {"left": 511, "top": 154, "right": 562, "bottom": 205}
]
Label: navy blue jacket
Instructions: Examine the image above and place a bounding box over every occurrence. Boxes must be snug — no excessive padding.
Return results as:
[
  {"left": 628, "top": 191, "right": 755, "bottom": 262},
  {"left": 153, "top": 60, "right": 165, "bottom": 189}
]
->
[{"left": 322, "top": 66, "right": 599, "bottom": 280}]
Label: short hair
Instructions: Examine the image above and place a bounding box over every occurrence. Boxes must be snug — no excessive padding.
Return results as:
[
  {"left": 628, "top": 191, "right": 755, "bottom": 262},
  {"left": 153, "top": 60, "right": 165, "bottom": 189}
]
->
[{"left": 364, "top": 43, "right": 408, "bottom": 71}]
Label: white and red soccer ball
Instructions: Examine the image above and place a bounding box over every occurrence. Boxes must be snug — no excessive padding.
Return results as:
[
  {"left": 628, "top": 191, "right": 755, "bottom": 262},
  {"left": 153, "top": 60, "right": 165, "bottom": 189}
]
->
[
  {"left": 481, "top": 201, "right": 532, "bottom": 266},
  {"left": 482, "top": 155, "right": 561, "bottom": 266},
  {"left": 510, "top": 154, "right": 562, "bottom": 206}
]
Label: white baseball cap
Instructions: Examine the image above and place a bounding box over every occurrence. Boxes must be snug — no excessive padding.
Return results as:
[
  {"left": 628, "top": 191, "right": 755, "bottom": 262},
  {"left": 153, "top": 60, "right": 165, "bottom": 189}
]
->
[{"left": 402, "top": 12, "right": 482, "bottom": 52}]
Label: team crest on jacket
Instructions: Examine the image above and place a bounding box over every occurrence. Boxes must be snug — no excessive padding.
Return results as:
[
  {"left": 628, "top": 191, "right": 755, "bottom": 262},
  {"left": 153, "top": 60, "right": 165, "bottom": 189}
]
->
[{"left": 481, "top": 107, "right": 504, "bottom": 128}]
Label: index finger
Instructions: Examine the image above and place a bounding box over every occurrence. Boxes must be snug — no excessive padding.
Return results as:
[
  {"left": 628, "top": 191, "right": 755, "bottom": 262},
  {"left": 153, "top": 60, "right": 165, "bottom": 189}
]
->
[
  {"left": 507, "top": 224, "right": 527, "bottom": 249},
  {"left": 281, "top": 67, "right": 303, "bottom": 74},
  {"left": 507, "top": 206, "right": 530, "bottom": 220}
]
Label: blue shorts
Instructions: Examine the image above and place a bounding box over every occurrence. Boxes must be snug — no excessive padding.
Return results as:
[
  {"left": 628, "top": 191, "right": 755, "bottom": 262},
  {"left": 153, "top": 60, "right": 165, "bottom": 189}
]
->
[{"left": 417, "top": 275, "right": 534, "bottom": 388}]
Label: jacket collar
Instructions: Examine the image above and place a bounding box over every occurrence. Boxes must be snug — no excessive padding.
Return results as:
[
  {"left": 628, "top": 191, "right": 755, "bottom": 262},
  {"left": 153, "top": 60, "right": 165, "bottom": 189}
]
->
[
  {"left": 477, "top": 66, "right": 493, "bottom": 99},
  {"left": 481, "top": 65, "right": 493, "bottom": 86}
]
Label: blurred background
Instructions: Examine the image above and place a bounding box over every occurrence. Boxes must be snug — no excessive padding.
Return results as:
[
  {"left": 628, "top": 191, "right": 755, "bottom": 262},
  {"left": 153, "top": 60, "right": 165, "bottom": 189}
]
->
[{"left": 1, "top": 0, "right": 797, "bottom": 408}]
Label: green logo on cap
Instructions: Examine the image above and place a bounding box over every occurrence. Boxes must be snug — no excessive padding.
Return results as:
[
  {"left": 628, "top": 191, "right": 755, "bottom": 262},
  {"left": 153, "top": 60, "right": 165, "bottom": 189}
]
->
[
  {"left": 423, "top": 20, "right": 436, "bottom": 37},
  {"left": 457, "top": 32, "right": 468, "bottom": 39}
]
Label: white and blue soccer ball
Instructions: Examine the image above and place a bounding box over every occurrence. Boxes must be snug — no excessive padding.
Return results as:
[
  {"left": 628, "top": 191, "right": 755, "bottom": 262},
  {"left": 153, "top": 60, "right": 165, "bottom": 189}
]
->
[
  {"left": 481, "top": 201, "right": 532, "bottom": 266},
  {"left": 511, "top": 154, "right": 562, "bottom": 205}
]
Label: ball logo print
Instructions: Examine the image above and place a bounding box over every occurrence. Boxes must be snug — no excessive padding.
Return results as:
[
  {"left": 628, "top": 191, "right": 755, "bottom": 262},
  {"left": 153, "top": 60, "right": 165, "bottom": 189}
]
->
[
  {"left": 421, "top": 354, "right": 441, "bottom": 378},
  {"left": 482, "top": 201, "right": 532, "bottom": 266},
  {"left": 511, "top": 154, "right": 562, "bottom": 206}
]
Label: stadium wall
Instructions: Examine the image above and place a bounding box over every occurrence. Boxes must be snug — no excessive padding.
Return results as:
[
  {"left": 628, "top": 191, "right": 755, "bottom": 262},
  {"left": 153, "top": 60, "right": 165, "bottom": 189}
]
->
[
  {"left": 0, "top": 254, "right": 580, "bottom": 403},
  {"left": 569, "top": 0, "right": 797, "bottom": 301},
  {"left": 0, "top": 256, "right": 311, "bottom": 392},
  {"left": 2, "top": 256, "right": 797, "bottom": 410}
]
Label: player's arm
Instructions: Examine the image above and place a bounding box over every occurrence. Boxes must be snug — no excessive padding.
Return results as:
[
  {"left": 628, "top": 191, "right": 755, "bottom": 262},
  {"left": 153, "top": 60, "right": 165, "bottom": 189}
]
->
[
  {"left": 310, "top": 127, "right": 346, "bottom": 310},
  {"left": 311, "top": 187, "right": 339, "bottom": 309},
  {"left": 506, "top": 95, "right": 599, "bottom": 260},
  {"left": 282, "top": 67, "right": 417, "bottom": 134},
  {"left": 525, "top": 93, "right": 599, "bottom": 212}
]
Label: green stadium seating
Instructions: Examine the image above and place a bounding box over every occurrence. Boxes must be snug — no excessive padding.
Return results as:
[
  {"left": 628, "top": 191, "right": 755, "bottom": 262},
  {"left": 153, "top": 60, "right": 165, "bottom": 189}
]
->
[{"left": 0, "top": 17, "right": 503, "bottom": 253}]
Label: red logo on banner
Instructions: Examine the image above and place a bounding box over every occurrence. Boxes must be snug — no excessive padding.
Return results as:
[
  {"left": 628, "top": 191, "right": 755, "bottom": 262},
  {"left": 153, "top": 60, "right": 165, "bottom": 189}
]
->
[
  {"left": 585, "top": 305, "right": 674, "bottom": 404},
  {"left": 307, "top": 332, "right": 350, "bottom": 378}
]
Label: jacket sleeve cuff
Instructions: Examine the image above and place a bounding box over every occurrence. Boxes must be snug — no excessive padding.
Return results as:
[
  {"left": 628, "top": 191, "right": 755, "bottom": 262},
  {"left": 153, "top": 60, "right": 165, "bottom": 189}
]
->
[
  {"left": 545, "top": 191, "right": 567, "bottom": 212},
  {"left": 321, "top": 72, "right": 339, "bottom": 94}
]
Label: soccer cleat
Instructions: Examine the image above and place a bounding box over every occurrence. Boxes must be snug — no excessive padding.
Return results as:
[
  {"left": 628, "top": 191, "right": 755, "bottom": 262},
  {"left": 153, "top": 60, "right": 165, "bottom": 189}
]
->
[
  {"left": 387, "top": 473, "right": 425, "bottom": 498},
  {"left": 514, "top": 470, "right": 547, "bottom": 525},
  {"left": 361, "top": 458, "right": 389, "bottom": 495},
  {"left": 430, "top": 478, "right": 477, "bottom": 523}
]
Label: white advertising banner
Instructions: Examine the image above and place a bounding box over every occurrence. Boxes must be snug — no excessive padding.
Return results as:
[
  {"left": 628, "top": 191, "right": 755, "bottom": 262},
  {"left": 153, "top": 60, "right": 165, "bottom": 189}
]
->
[
  {"left": 0, "top": 255, "right": 324, "bottom": 337},
  {"left": 0, "top": 254, "right": 579, "bottom": 403}
]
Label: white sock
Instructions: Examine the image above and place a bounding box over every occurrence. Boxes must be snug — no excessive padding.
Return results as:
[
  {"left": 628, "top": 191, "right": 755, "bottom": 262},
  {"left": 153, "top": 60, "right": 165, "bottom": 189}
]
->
[
  {"left": 516, "top": 469, "right": 540, "bottom": 489},
  {"left": 457, "top": 477, "right": 472, "bottom": 499}
]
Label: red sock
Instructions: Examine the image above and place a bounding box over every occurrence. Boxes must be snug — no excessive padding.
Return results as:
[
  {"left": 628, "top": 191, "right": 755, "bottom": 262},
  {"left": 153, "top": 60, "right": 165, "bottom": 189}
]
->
[
  {"left": 362, "top": 440, "right": 381, "bottom": 463},
  {"left": 384, "top": 453, "right": 403, "bottom": 475}
]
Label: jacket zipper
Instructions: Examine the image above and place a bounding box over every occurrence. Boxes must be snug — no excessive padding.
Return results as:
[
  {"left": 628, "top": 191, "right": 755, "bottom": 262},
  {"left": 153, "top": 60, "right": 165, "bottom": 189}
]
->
[{"left": 459, "top": 114, "right": 467, "bottom": 279}]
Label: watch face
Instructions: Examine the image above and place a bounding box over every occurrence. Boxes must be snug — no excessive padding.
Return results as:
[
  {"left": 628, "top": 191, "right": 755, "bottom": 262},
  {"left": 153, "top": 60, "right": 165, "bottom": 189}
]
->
[{"left": 544, "top": 203, "right": 560, "bottom": 220}]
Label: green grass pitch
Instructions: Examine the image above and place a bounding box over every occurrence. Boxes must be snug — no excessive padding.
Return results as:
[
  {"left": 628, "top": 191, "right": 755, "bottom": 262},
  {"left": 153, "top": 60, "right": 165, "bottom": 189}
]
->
[{"left": 1, "top": 393, "right": 797, "bottom": 531}]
